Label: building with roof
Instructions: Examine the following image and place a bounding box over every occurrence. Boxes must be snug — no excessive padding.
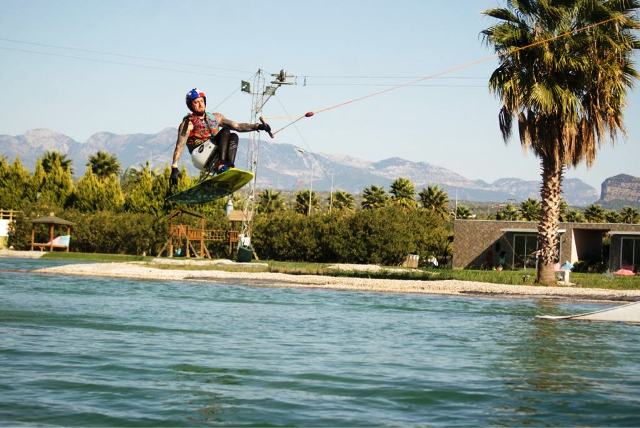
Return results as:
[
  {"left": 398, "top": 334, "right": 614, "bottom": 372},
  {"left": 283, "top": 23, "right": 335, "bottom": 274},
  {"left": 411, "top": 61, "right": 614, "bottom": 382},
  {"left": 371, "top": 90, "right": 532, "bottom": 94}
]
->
[{"left": 453, "top": 219, "right": 640, "bottom": 272}]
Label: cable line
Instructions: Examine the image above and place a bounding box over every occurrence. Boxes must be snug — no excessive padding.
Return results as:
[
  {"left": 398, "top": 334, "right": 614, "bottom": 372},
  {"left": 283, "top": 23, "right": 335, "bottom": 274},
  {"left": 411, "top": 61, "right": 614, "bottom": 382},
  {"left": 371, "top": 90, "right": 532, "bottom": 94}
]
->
[
  {"left": 0, "top": 45, "right": 247, "bottom": 79},
  {"left": 0, "top": 37, "right": 253, "bottom": 74},
  {"left": 0, "top": 45, "right": 246, "bottom": 79},
  {"left": 272, "top": 16, "right": 619, "bottom": 136}
]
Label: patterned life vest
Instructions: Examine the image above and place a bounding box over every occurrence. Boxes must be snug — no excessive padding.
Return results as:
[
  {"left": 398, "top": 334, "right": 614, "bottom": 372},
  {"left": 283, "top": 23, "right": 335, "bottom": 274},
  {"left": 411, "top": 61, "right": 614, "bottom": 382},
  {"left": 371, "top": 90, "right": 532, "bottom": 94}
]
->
[{"left": 186, "top": 112, "right": 220, "bottom": 152}]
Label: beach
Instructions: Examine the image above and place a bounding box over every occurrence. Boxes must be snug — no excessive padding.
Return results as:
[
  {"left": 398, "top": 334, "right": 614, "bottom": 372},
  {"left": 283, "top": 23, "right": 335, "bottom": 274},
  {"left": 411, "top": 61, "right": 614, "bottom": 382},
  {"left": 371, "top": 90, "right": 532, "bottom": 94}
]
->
[{"left": 31, "top": 259, "right": 640, "bottom": 302}]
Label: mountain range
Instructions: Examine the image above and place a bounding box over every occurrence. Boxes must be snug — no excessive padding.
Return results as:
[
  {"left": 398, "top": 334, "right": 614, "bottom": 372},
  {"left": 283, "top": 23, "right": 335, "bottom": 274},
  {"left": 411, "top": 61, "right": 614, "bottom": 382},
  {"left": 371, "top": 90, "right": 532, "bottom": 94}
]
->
[{"left": 0, "top": 128, "right": 623, "bottom": 207}]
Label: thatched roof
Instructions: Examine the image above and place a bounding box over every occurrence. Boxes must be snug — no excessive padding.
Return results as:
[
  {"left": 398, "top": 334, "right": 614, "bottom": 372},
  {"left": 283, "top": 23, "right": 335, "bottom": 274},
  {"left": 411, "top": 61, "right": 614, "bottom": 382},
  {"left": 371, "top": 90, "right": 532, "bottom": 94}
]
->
[{"left": 32, "top": 215, "right": 74, "bottom": 226}]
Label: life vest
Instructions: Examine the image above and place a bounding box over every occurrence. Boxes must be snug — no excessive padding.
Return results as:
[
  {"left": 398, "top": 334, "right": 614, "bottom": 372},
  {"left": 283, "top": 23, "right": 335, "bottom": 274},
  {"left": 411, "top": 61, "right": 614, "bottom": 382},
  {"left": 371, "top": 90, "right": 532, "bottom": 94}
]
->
[{"left": 185, "top": 112, "right": 221, "bottom": 153}]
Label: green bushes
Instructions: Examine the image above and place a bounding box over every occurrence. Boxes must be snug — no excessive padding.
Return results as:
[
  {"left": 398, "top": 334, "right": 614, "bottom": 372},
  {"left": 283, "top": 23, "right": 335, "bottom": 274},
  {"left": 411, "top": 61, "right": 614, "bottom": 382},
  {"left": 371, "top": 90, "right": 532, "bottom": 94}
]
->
[
  {"left": 252, "top": 205, "right": 449, "bottom": 265},
  {"left": 10, "top": 210, "right": 167, "bottom": 255},
  {"left": 3, "top": 152, "right": 454, "bottom": 263}
]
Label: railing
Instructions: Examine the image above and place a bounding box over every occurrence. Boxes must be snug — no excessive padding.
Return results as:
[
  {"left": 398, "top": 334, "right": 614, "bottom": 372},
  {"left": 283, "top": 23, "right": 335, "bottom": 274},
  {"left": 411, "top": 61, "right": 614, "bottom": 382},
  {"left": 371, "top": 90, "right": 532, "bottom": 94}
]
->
[
  {"left": 169, "top": 224, "right": 239, "bottom": 243},
  {"left": 0, "top": 210, "right": 20, "bottom": 221}
]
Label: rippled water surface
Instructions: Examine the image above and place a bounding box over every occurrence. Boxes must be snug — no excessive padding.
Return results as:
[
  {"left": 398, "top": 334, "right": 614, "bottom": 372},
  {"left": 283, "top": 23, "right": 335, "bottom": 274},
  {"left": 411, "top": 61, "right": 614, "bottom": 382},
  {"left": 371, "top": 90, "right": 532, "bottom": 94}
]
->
[{"left": 1, "top": 258, "right": 639, "bottom": 426}]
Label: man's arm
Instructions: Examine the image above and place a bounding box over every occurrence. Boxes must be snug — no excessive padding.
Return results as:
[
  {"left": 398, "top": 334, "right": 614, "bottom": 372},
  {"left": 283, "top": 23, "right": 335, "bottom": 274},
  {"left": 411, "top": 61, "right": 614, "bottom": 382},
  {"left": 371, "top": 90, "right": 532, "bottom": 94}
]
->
[
  {"left": 172, "top": 118, "right": 192, "bottom": 167},
  {"left": 218, "top": 114, "right": 260, "bottom": 132}
]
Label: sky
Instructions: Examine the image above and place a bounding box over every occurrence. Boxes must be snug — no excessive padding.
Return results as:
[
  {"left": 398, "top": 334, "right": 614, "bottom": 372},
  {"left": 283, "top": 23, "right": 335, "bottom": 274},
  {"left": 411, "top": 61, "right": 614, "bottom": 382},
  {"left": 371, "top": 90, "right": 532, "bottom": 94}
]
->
[{"left": 0, "top": 0, "right": 638, "bottom": 189}]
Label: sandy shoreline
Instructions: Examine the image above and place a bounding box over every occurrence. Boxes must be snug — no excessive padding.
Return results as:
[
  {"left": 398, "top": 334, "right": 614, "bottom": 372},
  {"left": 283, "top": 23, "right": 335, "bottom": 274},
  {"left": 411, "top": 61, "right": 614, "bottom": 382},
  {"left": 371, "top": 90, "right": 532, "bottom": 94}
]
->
[{"left": 32, "top": 261, "right": 640, "bottom": 302}]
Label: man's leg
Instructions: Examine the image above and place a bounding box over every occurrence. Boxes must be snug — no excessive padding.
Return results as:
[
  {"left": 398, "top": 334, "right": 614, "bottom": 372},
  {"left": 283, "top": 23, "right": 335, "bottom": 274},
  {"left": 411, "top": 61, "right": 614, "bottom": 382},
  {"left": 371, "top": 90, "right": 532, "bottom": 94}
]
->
[
  {"left": 213, "top": 127, "right": 238, "bottom": 168},
  {"left": 227, "top": 133, "right": 239, "bottom": 167}
]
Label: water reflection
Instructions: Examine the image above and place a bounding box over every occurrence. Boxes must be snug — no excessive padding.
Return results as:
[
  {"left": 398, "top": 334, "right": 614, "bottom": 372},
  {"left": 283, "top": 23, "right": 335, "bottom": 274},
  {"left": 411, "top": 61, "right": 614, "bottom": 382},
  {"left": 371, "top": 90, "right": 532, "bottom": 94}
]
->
[{"left": 491, "top": 300, "right": 615, "bottom": 425}]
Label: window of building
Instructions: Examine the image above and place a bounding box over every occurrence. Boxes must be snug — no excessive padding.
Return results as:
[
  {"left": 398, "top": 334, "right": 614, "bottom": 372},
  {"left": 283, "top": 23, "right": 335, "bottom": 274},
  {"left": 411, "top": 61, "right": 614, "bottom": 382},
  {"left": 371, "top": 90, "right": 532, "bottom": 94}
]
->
[{"left": 620, "top": 237, "right": 640, "bottom": 271}]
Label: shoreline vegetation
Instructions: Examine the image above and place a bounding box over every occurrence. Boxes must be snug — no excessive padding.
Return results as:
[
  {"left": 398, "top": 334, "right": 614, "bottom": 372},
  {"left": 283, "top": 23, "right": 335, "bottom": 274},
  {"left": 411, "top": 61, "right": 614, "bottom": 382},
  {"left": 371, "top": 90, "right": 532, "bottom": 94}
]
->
[{"left": 4, "top": 250, "right": 640, "bottom": 302}]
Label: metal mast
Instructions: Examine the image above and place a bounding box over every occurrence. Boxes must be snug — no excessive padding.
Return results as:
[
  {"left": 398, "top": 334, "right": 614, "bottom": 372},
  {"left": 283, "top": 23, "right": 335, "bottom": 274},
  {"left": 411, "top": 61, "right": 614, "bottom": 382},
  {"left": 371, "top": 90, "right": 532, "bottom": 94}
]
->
[{"left": 240, "top": 69, "right": 294, "bottom": 243}]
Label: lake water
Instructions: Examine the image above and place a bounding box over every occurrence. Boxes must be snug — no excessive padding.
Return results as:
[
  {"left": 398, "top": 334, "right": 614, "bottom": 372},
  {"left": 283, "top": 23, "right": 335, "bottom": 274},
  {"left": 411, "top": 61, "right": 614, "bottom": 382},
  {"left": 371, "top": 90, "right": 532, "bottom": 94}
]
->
[{"left": 1, "top": 258, "right": 639, "bottom": 426}]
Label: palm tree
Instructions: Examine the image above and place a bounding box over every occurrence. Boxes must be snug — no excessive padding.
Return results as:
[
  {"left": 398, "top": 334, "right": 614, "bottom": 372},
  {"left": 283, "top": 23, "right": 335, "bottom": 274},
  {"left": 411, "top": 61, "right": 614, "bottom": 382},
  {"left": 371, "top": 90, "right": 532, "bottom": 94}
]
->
[
  {"left": 294, "top": 189, "right": 320, "bottom": 215},
  {"left": 605, "top": 209, "right": 622, "bottom": 223},
  {"left": 558, "top": 198, "right": 570, "bottom": 222},
  {"left": 87, "top": 151, "right": 121, "bottom": 178},
  {"left": 520, "top": 198, "right": 542, "bottom": 221},
  {"left": 331, "top": 190, "right": 355, "bottom": 211},
  {"left": 361, "top": 185, "right": 389, "bottom": 209},
  {"left": 620, "top": 207, "right": 640, "bottom": 224},
  {"left": 482, "top": 1, "right": 639, "bottom": 284},
  {"left": 565, "top": 209, "right": 586, "bottom": 223},
  {"left": 419, "top": 185, "right": 450, "bottom": 219},
  {"left": 257, "top": 189, "right": 286, "bottom": 214},
  {"left": 584, "top": 204, "right": 606, "bottom": 223},
  {"left": 40, "top": 151, "right": 73, "bottom": 174},
  {"left": 455, "top": 205, "right": 473, "bottom": 220},
  {"left": 390, "top": 178, "right": 417, "bottom": 208},
  {"left": 495, "top": 203, "right": 522, "bottom": 221}
]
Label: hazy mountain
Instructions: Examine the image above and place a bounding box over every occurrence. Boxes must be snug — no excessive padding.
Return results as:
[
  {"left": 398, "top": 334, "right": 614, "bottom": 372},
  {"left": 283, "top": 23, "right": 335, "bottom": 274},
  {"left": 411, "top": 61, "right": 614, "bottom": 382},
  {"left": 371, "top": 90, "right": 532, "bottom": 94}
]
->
[{"left": 0, "top": 128, "right": 601, "bottom": 206}]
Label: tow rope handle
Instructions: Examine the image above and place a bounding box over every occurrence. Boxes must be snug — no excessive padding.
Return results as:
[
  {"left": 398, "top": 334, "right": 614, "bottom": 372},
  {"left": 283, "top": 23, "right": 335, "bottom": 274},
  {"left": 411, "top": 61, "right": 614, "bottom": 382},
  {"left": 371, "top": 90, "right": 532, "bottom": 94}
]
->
[{"left": 259, "top": 116, "right": 274, "bottom": 139}]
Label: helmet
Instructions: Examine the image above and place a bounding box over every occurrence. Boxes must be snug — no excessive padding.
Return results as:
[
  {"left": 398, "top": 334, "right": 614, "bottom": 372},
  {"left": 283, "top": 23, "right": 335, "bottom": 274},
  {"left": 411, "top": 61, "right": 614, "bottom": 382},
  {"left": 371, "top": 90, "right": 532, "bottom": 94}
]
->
[{"left": 186, "top": 88, "right": 206, "bottom": 111}]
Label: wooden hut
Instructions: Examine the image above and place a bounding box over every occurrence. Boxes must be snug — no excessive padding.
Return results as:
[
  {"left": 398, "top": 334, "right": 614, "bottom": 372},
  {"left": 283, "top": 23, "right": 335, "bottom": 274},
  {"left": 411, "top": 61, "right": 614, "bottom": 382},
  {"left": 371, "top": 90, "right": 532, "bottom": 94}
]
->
[{"left": 31, "top": 214, "right": 73, "bottom": 252}]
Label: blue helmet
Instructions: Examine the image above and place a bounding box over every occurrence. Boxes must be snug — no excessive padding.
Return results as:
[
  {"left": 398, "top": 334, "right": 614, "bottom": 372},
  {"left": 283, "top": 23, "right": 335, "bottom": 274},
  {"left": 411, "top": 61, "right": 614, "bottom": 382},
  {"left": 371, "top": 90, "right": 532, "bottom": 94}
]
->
[{"left": 186, "top": 88, "right": 206, "bottom": 111}]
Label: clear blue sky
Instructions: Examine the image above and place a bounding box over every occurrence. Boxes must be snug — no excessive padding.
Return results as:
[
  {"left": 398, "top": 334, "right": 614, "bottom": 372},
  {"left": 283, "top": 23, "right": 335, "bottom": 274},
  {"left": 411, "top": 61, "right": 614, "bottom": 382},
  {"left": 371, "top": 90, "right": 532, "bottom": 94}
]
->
[{"left": 1, "top": 0, "right": 638, "bottom": 188}]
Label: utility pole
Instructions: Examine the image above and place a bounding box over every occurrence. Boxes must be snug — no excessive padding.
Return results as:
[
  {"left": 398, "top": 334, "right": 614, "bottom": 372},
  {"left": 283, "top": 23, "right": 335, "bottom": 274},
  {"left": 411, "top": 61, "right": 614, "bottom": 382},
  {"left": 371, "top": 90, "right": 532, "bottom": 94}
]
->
[
  {"left": 240, "top": 69, "right": 295, "bottom": 241},
  {"left": 329, "top": 173, "right": 334, "bottom": 213},
  {"left": 309, "top": 160, "right": 314, "bottom": 216}
]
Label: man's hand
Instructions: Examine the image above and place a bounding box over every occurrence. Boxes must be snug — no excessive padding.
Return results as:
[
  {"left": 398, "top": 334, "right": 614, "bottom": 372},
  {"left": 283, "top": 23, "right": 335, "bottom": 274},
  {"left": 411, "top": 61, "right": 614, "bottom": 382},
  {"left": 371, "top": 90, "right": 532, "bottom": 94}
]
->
[
  {"left": 170, "top": 167, "right": 181, "bottom": 186},
  {"left": 256, "top": 120, "right": 274, "bottom": 139},
  {"left": 256, "top": 122, "right": 271, "bottom": 134}
]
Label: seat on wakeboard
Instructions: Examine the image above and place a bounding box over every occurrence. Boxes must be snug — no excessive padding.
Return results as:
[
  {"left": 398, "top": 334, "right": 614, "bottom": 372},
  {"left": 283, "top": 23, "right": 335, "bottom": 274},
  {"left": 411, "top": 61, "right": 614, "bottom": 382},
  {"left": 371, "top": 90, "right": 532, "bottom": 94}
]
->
[{"left": 166, "top": 168, "right": 253, "bottom": 205}]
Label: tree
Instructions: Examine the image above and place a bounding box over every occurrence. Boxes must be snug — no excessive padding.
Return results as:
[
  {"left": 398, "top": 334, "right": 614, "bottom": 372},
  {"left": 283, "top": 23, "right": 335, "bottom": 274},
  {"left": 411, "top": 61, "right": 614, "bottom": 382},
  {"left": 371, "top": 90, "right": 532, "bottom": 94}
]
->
[
  {"left": 361, "top": 185, "right": 389, "bottom": 210},
  {"left": 482, "top": 1, "right": 639, "bottom": 284},
  {"left": 495, "top": 203, "right": 521, "bottom": 221},
  {"left": 32, "top": 156, "right": 74, "bottom": 207},
  {"left": 520, "top": 198, "right": 541, "bottom": 221},
  {"left": 419, "top": 185, "right": 449, "bottom": 219},
  {"left": 294, "top": 190, "right": 320, "bottom": 215},
  {"left": 0, "top": 157, "right": 32, "bottom": 209},
  {"left": 619, "top": 207, "right": 640, "bottom": 224},
  {"left": 584, "top": 204, "right": 606, "bottom": 223},
  {"left": 70, "top": 167, "right": 124, "bottom": 212},
  {"left": 455, "top": 205, "right": 473, "bottom": 219},
  {"left": 123, "top": 164, "right": 164, "bottom": 214},
  {"left": 41, "top": 150, "right": 73, "bottom": 175},
  {"left": 257, "top": 189, "right": 286, "bottom": 214},
  {"left": 605, "top": 209, "right": 621, "bottom": 224},
  {"left": 558, "top": 198, "right": 570, "bottom": 222},
  {"left": 331, "top": 190, "right": 355, "bottom": 211},
  {"left": 390, "top": 178, "right": 417, "bottom": 208},
  {"left": 564, "top": 210, "right": 585, "bottom": 223},
  {"left": 87, "top": 151, "right": 121, "bottom": 178}
]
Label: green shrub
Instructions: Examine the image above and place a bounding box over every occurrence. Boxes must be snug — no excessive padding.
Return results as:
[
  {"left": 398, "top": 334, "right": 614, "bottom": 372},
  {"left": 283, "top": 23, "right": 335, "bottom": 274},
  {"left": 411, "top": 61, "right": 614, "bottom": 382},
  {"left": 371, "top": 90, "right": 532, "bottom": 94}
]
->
[{"left": 253, "top": 205, "right": 449, "bottom": 265}]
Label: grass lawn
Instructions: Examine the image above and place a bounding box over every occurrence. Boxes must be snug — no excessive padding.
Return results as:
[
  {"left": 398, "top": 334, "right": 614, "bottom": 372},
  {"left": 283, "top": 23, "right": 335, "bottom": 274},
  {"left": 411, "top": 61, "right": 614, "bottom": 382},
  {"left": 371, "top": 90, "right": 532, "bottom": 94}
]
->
[{"left": 39, "top": 253, "right": 640, "bottom": 290}]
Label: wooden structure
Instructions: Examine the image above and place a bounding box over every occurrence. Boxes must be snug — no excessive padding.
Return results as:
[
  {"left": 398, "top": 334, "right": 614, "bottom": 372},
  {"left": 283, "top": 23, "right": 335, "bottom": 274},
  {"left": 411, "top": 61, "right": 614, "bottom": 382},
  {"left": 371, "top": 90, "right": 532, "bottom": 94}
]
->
[
  {"left": 158, "top": 209, "right": 211, "bottom": 258},
  {"left": 158, "top": 208, "right": 245, "bottom": 258},
  {"left": 31, "top": 214, "right": 73, "bottom": 252}
]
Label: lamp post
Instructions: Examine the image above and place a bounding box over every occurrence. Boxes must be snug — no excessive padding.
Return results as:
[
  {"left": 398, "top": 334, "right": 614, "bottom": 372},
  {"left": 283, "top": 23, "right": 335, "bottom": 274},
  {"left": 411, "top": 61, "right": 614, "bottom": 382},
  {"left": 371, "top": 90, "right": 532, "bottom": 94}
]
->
[{"left": 295, "top": 148, "right": 313, "bottom": 215}]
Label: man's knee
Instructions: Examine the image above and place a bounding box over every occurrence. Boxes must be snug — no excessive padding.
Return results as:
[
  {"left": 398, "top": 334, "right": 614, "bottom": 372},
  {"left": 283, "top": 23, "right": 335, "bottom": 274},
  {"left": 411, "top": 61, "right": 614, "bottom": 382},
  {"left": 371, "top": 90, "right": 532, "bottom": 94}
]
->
[{"left": 215, "top": 127, "right": 231, "bottom": 143}]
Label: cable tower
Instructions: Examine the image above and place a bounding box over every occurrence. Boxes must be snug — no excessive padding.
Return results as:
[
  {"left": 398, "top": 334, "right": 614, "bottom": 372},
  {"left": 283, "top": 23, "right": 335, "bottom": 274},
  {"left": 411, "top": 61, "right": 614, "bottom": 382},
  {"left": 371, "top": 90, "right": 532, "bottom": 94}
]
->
[{"left": 239, "top": 69, "right": 295, "bottom": 246}]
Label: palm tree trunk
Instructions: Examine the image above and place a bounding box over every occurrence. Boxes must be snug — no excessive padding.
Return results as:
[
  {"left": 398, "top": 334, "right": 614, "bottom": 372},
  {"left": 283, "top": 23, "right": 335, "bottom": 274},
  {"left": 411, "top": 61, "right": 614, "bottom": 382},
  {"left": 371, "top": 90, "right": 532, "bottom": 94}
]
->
[{"left": 536, "top": 155, "right": 563, "bottom": 285}]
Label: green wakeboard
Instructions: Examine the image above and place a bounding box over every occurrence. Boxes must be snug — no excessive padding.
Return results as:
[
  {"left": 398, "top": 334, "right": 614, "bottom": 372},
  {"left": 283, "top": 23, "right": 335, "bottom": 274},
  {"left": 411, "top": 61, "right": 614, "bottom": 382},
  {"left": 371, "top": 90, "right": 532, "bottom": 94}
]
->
[{"left": 166, "top": 168, "right": 254, "bottom": 205}]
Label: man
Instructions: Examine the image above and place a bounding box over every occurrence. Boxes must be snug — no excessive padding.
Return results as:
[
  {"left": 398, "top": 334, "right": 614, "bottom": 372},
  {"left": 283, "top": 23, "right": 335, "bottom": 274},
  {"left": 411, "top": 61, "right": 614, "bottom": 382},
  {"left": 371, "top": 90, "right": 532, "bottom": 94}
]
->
[{"left": 170, "top": 88, "right": 270, "bottom": 186}]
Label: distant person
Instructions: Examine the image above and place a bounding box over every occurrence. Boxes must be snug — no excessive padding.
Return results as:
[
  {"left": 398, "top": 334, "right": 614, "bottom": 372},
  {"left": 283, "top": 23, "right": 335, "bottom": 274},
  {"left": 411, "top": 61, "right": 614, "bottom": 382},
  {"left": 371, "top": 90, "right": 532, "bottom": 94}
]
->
[
  {"left": 170, "top": 88, "right": 271, "bottom": 186},
  {"left": 498, "top": 251, "right": 507, "bottom": 268}
]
